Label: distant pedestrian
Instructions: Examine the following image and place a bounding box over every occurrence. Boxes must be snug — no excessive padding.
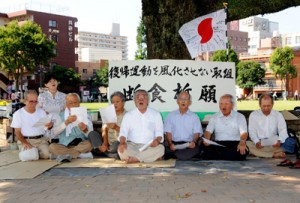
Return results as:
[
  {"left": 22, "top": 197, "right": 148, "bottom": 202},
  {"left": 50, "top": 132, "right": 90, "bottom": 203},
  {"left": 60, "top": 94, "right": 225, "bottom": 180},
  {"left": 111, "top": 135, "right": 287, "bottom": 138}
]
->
[
  {"left": 272, "top": 91, "right": 277, "bottom": 100},
  {"left": 294, "top": 90, "right": 298, "bottom": 100},
  {"left": 10, "top": 90, "right": 17, "bottom": 103}
]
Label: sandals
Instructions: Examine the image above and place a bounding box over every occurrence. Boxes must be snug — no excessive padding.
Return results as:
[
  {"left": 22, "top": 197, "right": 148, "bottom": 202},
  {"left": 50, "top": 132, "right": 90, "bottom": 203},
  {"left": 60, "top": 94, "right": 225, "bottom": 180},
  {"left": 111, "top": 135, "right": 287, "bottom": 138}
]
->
[
  {"left": 277, "top": 159, "right": 295, "bottom": 167},
  {"left": 289, "top": 160, "right": 300, "bottom": 169}
]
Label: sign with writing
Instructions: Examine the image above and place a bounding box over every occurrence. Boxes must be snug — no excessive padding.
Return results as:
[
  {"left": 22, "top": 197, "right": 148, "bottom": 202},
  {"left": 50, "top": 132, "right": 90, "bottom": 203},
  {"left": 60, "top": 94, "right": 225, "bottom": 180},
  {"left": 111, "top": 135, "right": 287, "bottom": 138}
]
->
[
  {"left": 109, "top": 60, "right": 235, "bottom": 113},
  {"left": 179, "top": 9, "right": 227, "bottom": 58}
]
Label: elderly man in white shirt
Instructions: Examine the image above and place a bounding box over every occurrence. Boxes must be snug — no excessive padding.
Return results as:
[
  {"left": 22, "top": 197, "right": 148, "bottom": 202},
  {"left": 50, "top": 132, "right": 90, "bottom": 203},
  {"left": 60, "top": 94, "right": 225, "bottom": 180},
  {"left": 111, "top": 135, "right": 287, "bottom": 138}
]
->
[
  {"left": 11, "top": 90, "right": 53, "bottom": 161},
  {"left": 247, "top": 93, "right": 295, "bottom": 158},
  {"left": 201, "top": 94, "right": 249, "bottom": 160},
  {"left": 118, "top": 89, "right": 164, "bottom": 163}
]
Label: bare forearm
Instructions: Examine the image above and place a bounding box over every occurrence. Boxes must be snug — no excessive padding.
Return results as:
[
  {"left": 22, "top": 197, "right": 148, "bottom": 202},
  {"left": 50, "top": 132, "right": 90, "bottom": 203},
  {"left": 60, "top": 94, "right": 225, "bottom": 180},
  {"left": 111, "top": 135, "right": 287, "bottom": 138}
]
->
[
  {"left": 240, "top": 132, "right": 248, "bottom": 141},
  {"left": 102, "top": 128, "right": 109, "bottom": 145},
  {"left": 119, "top": 136, "right": 126, "bottom": 144},
  {"left": 15, "top": 129, "right": 27, "bottom": 144},
  {"left": 203, "top": 131, "right": 212, "bottom": 140},
  {"left": 166, "top": 132, "right": 173, "bottom": 145},
  {"left": 193, "top": 133, "right": 200, "bottom": 143}
]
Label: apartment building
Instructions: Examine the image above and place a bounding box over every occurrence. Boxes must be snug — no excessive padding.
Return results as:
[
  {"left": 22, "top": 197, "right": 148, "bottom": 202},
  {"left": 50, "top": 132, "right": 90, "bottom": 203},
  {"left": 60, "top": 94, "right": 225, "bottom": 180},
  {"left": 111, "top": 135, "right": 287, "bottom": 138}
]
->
[
  {"left": 228, "top": 21, "right": 248, "bottom": 55},
  {"left": 77, "top": 23, "right": 128, "bottom": 61},
  {"left": 0, "top": 9, "right": 78, "bottom": 94},
  {"left": 239, "top": 16, "right": 278, "bottom": 54}
]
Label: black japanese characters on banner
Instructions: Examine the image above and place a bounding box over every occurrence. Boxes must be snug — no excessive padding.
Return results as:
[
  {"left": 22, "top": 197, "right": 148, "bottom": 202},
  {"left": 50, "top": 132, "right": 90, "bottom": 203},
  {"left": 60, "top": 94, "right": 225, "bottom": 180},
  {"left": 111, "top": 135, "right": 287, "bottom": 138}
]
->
[{"left": 109, "top": 60, "right": 235, "bottom": 112}]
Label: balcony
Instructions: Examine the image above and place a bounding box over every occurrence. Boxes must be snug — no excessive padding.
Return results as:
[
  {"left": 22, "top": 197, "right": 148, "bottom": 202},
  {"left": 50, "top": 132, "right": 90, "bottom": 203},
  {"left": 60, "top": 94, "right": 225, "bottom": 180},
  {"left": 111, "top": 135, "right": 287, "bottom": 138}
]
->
[{"left": 254, "top": 83, "right": 283, "bottom": 90}]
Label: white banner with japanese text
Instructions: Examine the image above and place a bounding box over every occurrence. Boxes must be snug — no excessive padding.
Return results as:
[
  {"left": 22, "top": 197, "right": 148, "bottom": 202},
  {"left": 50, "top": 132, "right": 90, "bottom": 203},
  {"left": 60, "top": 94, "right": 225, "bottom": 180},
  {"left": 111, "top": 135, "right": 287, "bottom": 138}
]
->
[{"left": 108, "top": 60, "right": 235, "bottom": 115}]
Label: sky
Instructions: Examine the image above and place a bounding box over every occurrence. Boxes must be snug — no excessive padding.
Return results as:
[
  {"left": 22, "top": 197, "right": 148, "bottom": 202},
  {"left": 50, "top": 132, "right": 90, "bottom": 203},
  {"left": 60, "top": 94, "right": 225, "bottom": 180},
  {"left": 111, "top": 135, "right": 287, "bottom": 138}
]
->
[{"left": 0, "top": 0, "right": 300, "bottom": 59}]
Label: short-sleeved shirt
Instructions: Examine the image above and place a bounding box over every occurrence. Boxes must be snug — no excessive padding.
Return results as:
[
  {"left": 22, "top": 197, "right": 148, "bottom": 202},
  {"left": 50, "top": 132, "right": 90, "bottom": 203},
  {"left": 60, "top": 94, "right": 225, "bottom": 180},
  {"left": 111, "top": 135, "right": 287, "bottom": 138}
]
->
[
  {"left": 52, "top": 108, "right": 94, "bottom": 146},
  {"left": 248, "top": 109, "right": 288, "bottom": 144},
  {"left": 11, "top": 107, "right": 47, "bottom": 137},
  {"left": 38, "top": 90, "right": 66, "bottom": 113},
  {"left": 119, "top": 108, "right": 164, "bottom": 144},
  {"left": 102, "top": 111, "right": 126, "bottom": 145},
  {"left": 206, "top": 110, "right": 247, "bottom": 141},
  {"left": 164, "top": 109, "right": 203, "bottom": 142}
]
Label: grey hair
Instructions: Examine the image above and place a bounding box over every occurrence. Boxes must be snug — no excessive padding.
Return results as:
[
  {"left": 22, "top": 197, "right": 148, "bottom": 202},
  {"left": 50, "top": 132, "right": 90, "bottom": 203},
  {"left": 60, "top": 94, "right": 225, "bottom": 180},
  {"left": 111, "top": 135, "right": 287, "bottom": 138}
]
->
[
  {"left": 110, "top": 91, "right": 125, "bottom": 102},
  {"left": 220, "top": 94, "right": 235, "bottom": 105},
  {"left": 24, "top": 90, "right": 38, "bottom": 100},
  {"left": 66, "top": 93, "right": 80, "bottom": 101},
  {"left": 134, "top": 89, "right": 150, "bottom": 104},
  {"left": 134, "top": 89, "right": 148, "bottom": 99},
  {"left": 177, "top": 91, "right": 191, "bottom": 100}
]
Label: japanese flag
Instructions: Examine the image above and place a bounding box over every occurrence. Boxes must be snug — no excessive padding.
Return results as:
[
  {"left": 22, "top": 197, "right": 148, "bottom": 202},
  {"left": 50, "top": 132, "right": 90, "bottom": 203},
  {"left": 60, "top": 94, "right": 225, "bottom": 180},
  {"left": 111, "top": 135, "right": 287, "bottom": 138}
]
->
[{"left": 179, "top": 9, "right": 227, "bottom": 59}]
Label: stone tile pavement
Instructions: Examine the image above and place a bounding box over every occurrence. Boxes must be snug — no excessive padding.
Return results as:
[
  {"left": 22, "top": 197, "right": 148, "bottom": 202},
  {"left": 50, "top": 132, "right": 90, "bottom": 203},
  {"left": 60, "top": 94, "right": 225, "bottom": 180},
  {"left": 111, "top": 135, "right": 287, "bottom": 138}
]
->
[{"left": 0, "top": 158, "right": 300, "bottom": 203}]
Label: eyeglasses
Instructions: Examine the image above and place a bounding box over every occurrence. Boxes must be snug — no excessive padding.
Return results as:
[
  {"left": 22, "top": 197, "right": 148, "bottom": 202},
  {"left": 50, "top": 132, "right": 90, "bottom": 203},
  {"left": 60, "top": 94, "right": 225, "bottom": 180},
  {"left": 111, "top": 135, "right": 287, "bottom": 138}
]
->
[
  {"left": 28, "top": 100, "right": 38, "bottom": 103},
  {"left": 67, "top": 101, "right": 79, "bottom": 105},
  {"left": 178, "top": 97, "right": 189, "bottom": 101},
  {"left": 136, "top": 94, "right": 148, "bottom": 99}
]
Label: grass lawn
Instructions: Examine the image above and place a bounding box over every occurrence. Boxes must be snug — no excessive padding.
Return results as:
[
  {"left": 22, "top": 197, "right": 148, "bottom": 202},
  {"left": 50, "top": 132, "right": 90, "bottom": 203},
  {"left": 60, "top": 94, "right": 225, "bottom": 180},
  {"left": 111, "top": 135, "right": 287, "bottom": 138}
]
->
[
  {"left": 237, "top": 99, "right": 300, "bottom": 111},
  {"left": 82, "top": 99, "right": 300, "bottom": 112},
  {"left": 81, "top": 102, "right": 108, "bottom": 111}
]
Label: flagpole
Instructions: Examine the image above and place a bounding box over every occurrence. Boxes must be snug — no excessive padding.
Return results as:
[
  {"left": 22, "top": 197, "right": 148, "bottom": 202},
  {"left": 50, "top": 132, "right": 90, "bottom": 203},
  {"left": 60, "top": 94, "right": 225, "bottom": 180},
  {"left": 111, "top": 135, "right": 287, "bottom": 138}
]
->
[{"left": 223, "top": 2, "right": 228, "bottom": 62}]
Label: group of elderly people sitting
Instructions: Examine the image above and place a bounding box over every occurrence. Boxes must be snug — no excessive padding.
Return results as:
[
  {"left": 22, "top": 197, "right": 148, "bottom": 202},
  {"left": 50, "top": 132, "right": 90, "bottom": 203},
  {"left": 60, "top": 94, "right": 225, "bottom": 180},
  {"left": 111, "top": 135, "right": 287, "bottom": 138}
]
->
[{"left": 11, "top": 87, "right": 300, "bottom": 168}]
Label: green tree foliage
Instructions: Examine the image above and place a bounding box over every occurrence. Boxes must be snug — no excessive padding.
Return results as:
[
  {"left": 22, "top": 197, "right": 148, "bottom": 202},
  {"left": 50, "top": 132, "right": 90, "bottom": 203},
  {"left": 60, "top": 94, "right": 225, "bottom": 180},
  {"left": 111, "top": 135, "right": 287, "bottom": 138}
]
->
[
  {"left": 270, "top": 47, "right": 297, "bottom": 91},
  {"left": 0, "top": 20, "right": 55, "bottom": 91},
  {"left": 49, "top": 65, "right": 81, "bottom": 92},
  {"left": 135, "top": 18, "right": 147, "bottom": 60},
  {"left": 236, "top": 61, "right": 266, "bottom": 91},
  {"left": 210, "top": 48, "right": 239, "bottom": 65},
  {"left": 142, "top": 0, "right": 300, "bottom": 59},
  {"left": 92, "top": 61, "right": 108, "bottom": 87}
]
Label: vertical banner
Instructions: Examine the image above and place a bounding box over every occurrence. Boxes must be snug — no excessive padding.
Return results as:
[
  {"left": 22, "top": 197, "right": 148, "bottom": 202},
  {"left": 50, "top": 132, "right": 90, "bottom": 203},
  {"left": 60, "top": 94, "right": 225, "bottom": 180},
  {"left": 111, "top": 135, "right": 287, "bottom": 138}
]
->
[{"left": 109, "top": 60, "right": 235, "bottom": 114}]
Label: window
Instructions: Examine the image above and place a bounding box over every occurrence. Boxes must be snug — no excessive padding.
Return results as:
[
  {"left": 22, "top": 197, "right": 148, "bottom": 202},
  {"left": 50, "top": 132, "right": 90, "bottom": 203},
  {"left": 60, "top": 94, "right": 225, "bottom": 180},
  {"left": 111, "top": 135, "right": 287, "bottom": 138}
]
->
[
  {"left": 286, "top": 37, "right": 292, "bottom": 45},
  {"left": 53, "top": 49, "right": 57, "bottom": 55},
  {"left": 49, "top": 20, "right": 57, "bottom": 27},
  {"left": 296, "top": 36, "right": 300, "bottom": 44},
  {"left": 50, "top": 35, "right": 58, "bottom": 42},
  {"left": 93, "top": 69, "right": 97, "bottom": 75},
  {"left": 83, "top": 69, "right": 87, "bottom": 74}
]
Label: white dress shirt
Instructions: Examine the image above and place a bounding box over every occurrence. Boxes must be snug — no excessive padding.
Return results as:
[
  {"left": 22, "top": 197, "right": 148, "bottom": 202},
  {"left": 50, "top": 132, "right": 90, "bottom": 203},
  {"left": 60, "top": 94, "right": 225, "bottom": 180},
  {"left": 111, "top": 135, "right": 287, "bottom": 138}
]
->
[
  {"left": 206, "top": 110, "right": 247, "bottom": 141},
  {"left": 248, "top": 109, "right": 288, "bottom": 144},
  {"left": 119, "top": 107, "right": 164, "bottom": 144}
]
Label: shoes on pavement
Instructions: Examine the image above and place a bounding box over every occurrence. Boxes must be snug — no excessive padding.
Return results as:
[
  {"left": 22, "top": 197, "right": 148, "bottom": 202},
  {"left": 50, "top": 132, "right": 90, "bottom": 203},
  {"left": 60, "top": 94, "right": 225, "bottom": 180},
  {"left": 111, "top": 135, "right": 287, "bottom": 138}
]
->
[
  {"left": 56, "top": 154, "right": 72, "bottom": 163},
  {"left": 49, "top": 154, "right": 57, "bottom": 160},
  {"left": 78, "top": 152, "right": 93, "bottom": 159},
  {"left": 290, "top": 160, "right": 300, "bottom": 169},
  {"left": 277, "top": 159, "right": 295, "bottom": 167}
]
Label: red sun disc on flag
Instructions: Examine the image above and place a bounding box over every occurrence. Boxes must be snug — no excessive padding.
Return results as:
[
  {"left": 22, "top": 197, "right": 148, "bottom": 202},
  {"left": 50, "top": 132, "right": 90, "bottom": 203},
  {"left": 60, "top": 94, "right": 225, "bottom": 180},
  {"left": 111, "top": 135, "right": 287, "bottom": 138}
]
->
[{"left": 197, "top": 18, "right": 213, "bottom": 44}]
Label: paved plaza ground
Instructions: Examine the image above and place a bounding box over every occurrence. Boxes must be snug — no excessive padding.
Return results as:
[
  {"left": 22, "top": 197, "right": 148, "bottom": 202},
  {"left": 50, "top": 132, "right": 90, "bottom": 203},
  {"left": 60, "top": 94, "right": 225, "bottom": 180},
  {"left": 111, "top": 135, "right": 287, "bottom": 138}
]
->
[{"left": 0, "top": 157, "right": 299, "bottom": 203}]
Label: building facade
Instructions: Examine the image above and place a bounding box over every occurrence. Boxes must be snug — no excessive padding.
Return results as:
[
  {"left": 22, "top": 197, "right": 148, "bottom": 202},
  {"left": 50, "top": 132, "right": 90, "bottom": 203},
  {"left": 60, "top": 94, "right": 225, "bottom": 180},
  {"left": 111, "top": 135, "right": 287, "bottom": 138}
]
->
[
  {"left": 77, "top": 23, "right": 128, "bottom": 61},
  {"left": 0, "top": 9, "right": 78, "bottom": 94},
  {"left": 239, "top": 16, "right": 278, "bottom": 54},
  {"left": 6, "top": 9, "right": 78, "bottom": 69}
]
